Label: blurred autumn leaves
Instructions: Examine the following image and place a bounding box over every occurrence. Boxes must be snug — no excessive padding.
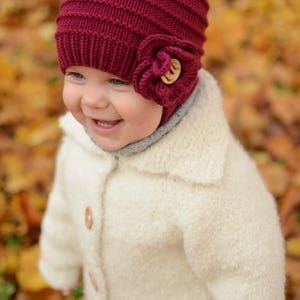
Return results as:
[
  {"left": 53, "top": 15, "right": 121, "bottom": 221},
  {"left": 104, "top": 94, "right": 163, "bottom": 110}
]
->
[
  {"left": 0, "top": 0, "right": 300, "bottom": 299},
  {"left": 0, "top": 1, "right": 65, "bottom": 299},
  {"left": 204, "top": 1, "right": 300, "bottom": 299}
]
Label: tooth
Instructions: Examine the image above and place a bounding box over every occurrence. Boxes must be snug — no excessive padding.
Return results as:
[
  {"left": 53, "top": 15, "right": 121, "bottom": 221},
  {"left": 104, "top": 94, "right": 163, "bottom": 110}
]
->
[{"left": 97, "top": 121, "right": 113, "bottom": 128}]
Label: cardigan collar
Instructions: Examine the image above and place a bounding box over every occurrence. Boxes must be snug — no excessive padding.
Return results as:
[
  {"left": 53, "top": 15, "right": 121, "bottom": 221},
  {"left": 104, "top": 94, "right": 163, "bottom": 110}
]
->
[{"left": 59, "top": 70, "right": 230, "bottom": 184}]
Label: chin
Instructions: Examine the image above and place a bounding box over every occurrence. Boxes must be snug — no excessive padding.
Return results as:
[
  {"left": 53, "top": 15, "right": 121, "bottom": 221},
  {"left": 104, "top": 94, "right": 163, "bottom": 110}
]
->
[{"left": 95, "top": 140, "right": 126, "bottom": 152}]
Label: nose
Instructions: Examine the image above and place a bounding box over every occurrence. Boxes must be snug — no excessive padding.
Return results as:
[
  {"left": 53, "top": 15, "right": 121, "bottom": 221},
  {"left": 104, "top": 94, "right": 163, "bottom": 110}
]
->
[{"left": 82, "top": 85, "right": 109, "bottom": 109}]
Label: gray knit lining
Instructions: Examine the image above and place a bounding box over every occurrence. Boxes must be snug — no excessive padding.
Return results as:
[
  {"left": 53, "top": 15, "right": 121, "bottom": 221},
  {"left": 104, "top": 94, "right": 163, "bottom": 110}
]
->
[{"left": 86, "top": 85, "right": 199, "bottom": 156}]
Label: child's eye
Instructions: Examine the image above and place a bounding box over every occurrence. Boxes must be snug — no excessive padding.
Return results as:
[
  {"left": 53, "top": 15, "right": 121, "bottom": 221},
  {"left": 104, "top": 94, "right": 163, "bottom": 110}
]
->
[
  {"left": 65, "top": 71, "right": 84, "bottom": 79},
  {"left": 109, "top": 78, "right": 130, "bottom": 86}
]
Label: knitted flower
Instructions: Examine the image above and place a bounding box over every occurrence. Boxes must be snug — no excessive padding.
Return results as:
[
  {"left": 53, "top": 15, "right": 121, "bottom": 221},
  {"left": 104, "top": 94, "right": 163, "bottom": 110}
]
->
[{"left": 133, "top": 34, "right": 202, "bottom": 110}]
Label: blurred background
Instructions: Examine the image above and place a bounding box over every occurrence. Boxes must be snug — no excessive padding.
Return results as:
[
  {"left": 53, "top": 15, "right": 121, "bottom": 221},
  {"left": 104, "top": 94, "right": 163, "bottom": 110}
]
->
[{"left": 0, "top": 0, "right": 299, "bottom": 299}]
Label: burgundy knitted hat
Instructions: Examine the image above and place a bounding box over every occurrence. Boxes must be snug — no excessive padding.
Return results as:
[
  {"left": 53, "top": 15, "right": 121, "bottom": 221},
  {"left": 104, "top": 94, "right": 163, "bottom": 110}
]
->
[{"left": 56, "top": 0, "right": 209, "bottom": 124}]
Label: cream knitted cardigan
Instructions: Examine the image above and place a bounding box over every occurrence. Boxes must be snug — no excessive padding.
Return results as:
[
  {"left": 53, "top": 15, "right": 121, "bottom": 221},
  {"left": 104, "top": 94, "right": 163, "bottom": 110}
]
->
[{"left": 39, "top": 70, "right": 285, "bottom": 300}]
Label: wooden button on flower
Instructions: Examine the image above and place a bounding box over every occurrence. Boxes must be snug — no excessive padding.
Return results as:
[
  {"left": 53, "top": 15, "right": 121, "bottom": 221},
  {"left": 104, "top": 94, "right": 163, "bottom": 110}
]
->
[{"left": 161, "top": 58, "right": 181, "bottom": 85}]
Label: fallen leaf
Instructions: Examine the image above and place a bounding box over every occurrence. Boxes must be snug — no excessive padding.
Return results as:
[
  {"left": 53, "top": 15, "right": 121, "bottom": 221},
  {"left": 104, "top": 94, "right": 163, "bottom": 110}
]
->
[
  {"left": 279, "top": 187, "right": 300, "bottom": 238},
  {"left": 16, "top": 245, "right": 48, "bottom": 291},
  {"left": 287, "top": 237, "right": 300, "bottom": 259},
  {"left": 0, "top": 248, "right": 19, "bottom": 275},
  {"left": 257, "top": 161, "right": 290, "bottom": 197},
  {"left": 265, "top": 133, "right": 300, "bottom": 171}
]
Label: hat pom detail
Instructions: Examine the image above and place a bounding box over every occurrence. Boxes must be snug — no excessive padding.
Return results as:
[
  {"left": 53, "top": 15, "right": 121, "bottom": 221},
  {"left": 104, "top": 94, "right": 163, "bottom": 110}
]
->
[{"left": 133, "top": 34, "right": 201, "bottom": 112}]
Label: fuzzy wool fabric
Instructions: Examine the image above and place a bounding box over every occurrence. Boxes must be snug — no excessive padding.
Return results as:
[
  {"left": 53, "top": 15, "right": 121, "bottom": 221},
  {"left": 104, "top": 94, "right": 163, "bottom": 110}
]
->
[{"left": 39, "top": 70, "right": 285, "bottom": 300}]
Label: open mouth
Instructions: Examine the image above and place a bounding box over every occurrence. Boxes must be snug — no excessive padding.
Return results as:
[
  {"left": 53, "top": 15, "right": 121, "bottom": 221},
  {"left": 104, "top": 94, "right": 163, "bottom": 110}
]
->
[{"left": 93, "top": 119, "right": 121, "bottom": 128}]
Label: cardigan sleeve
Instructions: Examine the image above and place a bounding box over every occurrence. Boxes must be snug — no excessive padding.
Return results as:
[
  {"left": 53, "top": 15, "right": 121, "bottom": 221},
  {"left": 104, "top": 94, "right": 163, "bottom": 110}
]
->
[
  {"left": 182, "top": 141, "right": 286, "bottom": 300},
  {"left": 39, "top": 138, "right": 82, "bottom": 290}
]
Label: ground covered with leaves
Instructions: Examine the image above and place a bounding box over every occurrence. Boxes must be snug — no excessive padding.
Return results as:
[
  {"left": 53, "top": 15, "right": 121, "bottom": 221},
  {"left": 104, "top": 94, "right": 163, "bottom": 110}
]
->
[{"left": 0, "top": 0, "right": 299, "bottom": 299}]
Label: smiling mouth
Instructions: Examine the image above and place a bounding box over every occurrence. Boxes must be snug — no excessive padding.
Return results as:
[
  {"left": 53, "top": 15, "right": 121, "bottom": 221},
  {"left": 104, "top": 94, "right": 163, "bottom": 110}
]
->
[{"left": 93, "top": 119, "right": 121, "bottom": 128}]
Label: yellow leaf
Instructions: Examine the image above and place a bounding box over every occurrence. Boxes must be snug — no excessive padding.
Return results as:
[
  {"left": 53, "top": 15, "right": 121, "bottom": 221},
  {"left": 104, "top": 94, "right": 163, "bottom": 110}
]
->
[
  {"left": 15, "top": 118, "right": 60, "bottom": 147},
  {"left": 16, "top": 245, "right": 48, "bottom": 291},
  {"left": 0, "top": 249, "right": 19, "bottom": 275},
  {"left": 38, "top": 22, "right": 56, "bottom": 43},
  {"left": 0, "top": 194, "right": 28, "bottom": 236},
  {"left": 1, "top": 154, "right": 35, "bottom": 193},
  {"left": 0, "top": 191, "right": 6, "bottom": 219},
  {"left": 286, "top": 237, "right": 300, "bottom": 258},
  {"left": 257, "top": 162, "right": 290, "bottom": 197},
  {"left": 0, "top": 53, "right": 17, "bottom": 91},
  {"left": 25, "top": 7, "right": 50, "bottom": 26}
]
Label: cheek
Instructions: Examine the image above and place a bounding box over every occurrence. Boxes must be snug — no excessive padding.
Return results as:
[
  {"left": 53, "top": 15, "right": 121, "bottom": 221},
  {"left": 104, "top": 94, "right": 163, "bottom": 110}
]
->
[
  {"left": 128, "top": 100, "right": 163, "bottom": 129},
  {"left": 139, "top": 100, "right": 163, "bottom": 125},
  {"left": 147, "top": 105, "right": 163, "bottom": 130},
  {"left": 62, "top": 86, "right": 79, "bottom": 111}
]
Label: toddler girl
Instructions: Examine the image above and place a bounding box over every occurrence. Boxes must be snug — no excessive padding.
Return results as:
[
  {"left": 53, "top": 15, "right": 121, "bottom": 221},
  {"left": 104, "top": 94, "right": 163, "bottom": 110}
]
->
[{"left": 39, "top": 1, "right": 285, "bottom": 299}]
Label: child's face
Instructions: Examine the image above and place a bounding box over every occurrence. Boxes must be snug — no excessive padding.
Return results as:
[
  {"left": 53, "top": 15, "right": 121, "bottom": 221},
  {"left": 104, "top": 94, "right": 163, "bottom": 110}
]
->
[{"left": 63, "top": 66, "right": 163, "bottom": 151}]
